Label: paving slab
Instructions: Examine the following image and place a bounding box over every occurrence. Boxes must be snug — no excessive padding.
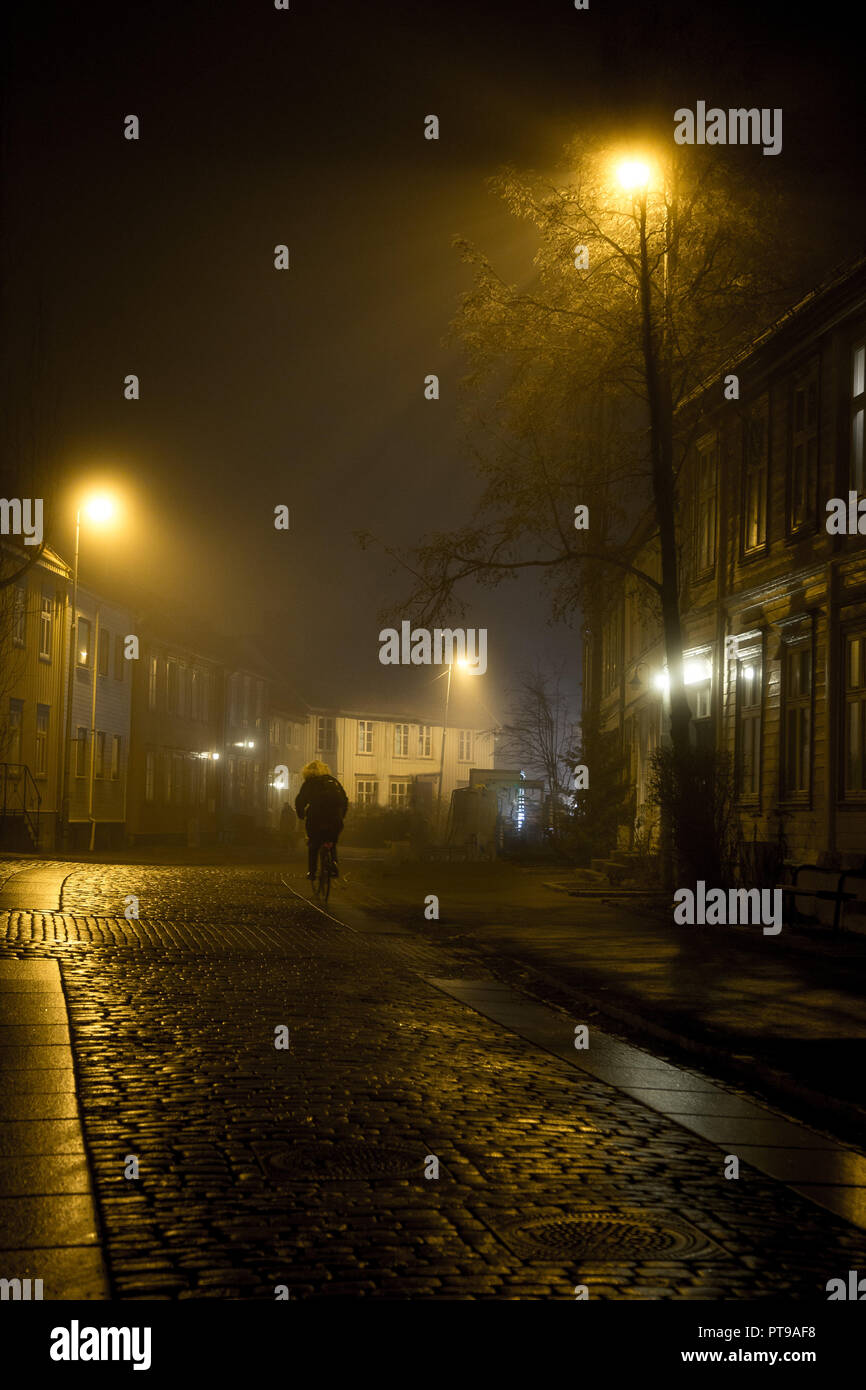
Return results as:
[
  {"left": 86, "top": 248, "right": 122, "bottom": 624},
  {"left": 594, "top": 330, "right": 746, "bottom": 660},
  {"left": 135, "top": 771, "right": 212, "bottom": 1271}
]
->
[
  {"left": 0, "top": 1245, "right": 109, "bottom": 1299},
  {"left": 427, "top": 974, "right": 866, "bottom": 1229},
  {"left": 0, "top": 1194, "right": 99, "bottom": 1249},
  {"left": 0, "top": 1154, "right": 95, "bottom": 1198}
]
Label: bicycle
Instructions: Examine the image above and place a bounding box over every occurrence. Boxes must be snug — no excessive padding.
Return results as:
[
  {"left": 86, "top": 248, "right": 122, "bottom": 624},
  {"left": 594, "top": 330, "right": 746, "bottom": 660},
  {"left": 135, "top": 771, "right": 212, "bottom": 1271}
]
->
[{"left": 314, "top": 841, "right": 337, "bottom": 903}]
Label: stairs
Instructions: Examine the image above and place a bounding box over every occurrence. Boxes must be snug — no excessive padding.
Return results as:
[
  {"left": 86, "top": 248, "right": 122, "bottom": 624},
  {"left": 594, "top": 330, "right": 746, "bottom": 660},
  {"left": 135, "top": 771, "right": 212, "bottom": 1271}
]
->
[
  {"left": 0, "top": 764, "right": 41, "bottom": 851},
  {"left": 590, "top": 848, "right": 658, "bottom": 888}
]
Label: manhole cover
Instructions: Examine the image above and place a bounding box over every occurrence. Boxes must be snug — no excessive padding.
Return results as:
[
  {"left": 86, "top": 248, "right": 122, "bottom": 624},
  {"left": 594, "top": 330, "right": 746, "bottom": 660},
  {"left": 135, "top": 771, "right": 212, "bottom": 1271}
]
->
[
  {"left": 495, "top": 1210, "right": 720, "bottom": 1261},
  {"left": 252, "top": 1143, "right": 437, "bottom": 1182}
]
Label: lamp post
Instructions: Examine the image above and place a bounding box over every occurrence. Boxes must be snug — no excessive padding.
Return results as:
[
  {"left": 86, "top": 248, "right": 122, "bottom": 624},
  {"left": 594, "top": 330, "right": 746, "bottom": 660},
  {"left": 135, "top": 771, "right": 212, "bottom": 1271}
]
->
[
  {"left": 60, "top": 496, "right": 115, "bottom": 849},
  {"left": 436, "top": 661, "right": 454, "bottom": 821}
]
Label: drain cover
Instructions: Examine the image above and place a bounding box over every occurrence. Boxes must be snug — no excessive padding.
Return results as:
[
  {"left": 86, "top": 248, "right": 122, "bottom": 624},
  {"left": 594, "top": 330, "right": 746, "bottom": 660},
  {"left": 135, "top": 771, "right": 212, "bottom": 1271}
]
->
[
  {"left": 253, "top": 1142, "right": 436, "bottom": 1182},
  {"left": 495, "top": 1210, "right": 719, "bottom": 1261}
]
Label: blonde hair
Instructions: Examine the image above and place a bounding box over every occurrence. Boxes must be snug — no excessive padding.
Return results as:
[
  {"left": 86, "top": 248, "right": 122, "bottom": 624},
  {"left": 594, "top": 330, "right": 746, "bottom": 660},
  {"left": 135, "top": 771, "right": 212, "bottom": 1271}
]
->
[{"left": 301, "top": 760, "right": 331, "bottom": 779}]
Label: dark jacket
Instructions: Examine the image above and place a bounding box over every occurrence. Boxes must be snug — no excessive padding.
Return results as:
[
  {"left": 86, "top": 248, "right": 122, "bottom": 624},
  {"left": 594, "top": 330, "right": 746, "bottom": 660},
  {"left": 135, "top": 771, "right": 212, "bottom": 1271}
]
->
[{"left": 295, "top": 774, "right": 348, "bottom": 829}]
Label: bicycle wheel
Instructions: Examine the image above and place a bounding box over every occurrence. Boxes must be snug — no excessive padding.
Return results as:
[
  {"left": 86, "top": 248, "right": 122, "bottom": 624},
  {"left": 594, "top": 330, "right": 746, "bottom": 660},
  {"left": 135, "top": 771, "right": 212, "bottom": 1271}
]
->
[{"left": 317, "top": 844, "right": 333, "bottom": 903}]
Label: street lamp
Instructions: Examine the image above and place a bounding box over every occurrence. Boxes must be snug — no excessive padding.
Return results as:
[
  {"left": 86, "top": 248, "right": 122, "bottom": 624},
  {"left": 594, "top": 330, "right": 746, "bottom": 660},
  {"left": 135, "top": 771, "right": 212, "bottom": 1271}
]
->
[{"left": 60, "top": 494, "right": 117, "bottom": 848}]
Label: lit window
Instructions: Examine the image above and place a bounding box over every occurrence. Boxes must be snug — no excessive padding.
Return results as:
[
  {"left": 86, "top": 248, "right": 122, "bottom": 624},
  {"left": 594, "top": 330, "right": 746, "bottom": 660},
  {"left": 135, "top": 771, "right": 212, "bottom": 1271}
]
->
[{"left": 76, "top": 617, "right": 92, "bottom": 667}]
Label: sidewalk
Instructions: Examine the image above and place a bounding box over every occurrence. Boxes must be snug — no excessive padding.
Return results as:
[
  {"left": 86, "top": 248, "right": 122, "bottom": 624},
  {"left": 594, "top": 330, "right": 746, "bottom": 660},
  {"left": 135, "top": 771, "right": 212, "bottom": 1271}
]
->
[{"left": 339, "top": 860, "right": 866, "bottom": 1149}]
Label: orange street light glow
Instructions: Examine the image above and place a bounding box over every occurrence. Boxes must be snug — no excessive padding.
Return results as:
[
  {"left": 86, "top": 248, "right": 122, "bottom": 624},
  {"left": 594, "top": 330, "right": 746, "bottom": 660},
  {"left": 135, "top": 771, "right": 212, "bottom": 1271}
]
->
[
  {"left": 617, "top": 159, "right": 651, "bottom": 191},
  {"left": 83, "top": 494, "right": 115, "bottom": 523}
]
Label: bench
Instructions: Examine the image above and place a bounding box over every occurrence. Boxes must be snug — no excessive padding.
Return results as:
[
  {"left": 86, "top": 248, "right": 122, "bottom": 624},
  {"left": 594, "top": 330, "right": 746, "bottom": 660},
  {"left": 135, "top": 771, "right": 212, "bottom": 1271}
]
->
[{"left": 778, "top": 862, "right": 860, "bottom": 932}]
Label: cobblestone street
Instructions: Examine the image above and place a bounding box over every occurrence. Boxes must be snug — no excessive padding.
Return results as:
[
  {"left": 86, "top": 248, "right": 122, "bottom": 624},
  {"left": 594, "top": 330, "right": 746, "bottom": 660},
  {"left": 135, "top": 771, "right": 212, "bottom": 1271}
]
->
[{"left": 2, "top": 858, "right": 866, "bottom": 1300}]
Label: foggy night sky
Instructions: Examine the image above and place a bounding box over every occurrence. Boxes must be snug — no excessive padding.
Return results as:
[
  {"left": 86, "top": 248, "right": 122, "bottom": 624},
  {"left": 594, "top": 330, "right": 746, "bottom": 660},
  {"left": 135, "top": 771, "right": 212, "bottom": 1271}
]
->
[{"left": 2, "top": 0, "right": 864, "bottom": 721}]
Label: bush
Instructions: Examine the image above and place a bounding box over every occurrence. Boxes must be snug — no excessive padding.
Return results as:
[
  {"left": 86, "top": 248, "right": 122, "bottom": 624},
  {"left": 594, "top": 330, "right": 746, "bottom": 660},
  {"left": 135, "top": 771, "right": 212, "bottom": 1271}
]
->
[{"left": 648, "top": 744, "right": 742, "bottom": 886}]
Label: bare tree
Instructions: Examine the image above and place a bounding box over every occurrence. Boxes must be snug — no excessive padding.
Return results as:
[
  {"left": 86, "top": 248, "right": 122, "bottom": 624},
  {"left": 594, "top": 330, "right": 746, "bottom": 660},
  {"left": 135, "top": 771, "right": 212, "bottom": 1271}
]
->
[{"left": 497, "top": 662, "right": 575, "bottom": 830}]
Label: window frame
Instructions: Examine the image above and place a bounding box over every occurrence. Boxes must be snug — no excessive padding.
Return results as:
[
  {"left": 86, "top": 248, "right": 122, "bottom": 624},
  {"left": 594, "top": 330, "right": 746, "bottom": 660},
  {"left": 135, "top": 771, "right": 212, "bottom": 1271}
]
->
[
  {"left": 851, "top": 339, "right": 866, "bottom": 493},
  {"left": 741, "top": 397, "right": 769, "bottom": 559},
  {"left": 735, "top": 648, "right": 764, "bottom": 804},
  {"left": 39, "top": 595, "right": 53, "bottom": 661},
  {"left": 842, "top": 625, "right": 866, "bottom": 800},
  {"left": 788, "top": 357, "right": 820, "bottom": 536},
  {"left": 780, "top": 636, "right": 813, "bottom": 803},
  {"left": 694, "top": 434, "right": 719, "bottom": 578}
]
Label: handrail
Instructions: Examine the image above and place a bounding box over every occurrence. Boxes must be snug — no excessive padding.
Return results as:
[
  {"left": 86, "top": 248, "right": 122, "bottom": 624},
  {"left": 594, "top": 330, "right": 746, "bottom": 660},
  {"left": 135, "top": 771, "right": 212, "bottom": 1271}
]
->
[{"left": 0, "top": 763, "right": 42, "bottom": 847}]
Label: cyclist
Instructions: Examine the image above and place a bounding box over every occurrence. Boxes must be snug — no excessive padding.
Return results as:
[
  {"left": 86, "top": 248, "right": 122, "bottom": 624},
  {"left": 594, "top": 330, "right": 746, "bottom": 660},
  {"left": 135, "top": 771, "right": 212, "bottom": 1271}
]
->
[{"left": 294, "top": 760, "right": 349, "bottom": 882}]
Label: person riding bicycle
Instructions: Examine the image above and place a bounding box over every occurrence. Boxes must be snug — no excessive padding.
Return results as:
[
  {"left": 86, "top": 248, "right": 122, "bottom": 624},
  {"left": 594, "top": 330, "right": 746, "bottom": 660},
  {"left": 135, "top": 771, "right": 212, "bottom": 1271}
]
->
[{"left": 294, "top": 760, "right": 349, "bottom": 881}]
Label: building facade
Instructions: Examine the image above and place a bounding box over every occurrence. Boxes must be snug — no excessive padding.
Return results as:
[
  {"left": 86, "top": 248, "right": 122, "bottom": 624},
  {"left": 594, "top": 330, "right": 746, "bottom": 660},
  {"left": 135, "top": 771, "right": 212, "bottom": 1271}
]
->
[
  {"left": 586, "top": 257, "right": 866, "bottom": 870},
  {"left": 66, "top": 587, "right": 133, "bottom": 848},
  {"left": 0, "top": 545, "right": 70, "bottom": 850}
]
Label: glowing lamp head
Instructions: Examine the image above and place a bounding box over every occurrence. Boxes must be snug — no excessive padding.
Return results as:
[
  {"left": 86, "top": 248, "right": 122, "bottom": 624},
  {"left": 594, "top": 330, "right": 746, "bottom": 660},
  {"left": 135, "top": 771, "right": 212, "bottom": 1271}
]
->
[
  {"left": 652, "top": 669, "right": 670, "bottom": 695},
  {"left": 617, "top": 159, "right": 651, "bottom": 192},
  {"left": 83, "top": 495, "right": 115, "bottom": 524}
]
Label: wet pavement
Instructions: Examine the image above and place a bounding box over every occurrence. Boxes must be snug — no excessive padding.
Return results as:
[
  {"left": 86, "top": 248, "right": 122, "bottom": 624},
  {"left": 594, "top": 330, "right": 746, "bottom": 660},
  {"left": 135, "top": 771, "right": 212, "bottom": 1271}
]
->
[{"left": 1, "top": 859, "right": 865, "bottom": 1299}]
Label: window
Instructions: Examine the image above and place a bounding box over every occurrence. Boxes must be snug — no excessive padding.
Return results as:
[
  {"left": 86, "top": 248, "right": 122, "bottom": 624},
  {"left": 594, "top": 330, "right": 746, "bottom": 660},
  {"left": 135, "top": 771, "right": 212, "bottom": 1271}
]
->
[
  {"left": 690, "top": 680, "right": 711, "bottom": 721},
  {"left": 94, "top": 731, "right": 106, "bottom": 779},
  {"left": 12, "top": 584, "right": 26, "bottom": 646},
  {"left": 602, "top": 605, "right": 622, "bottom": 696},
  {"left": 110, "top": 734, "right": 121, "bottom": 781},
  {"left": 148, "top": 656, "right": 159, "bottom": 711},
  {"left": 356, "top": 779, "right": 378, "bottom": 807},
  {"left": 164, "top": 750, "right": 173, "bottom": 803},
  {"left": 743, "top": 401, "right": 768, "bottom": 554},
  {"left": 190, "top": 668, "right": 201, "bottom": 720},
  {"left": 172, "top": 752, "right": 185, "bottom": 804},
  {"left": 782, "top": 644, "right": 811, "bottom": 797},
  {"left": 458, "top": 730, "right": 473, "bottom": 762},
  {"left": 790, "top": 362, "right": 819, "bottom": 531},
  {"left": 844, "top": 631, "right": 866, "bottom": 795},
  {"left": 145, "top": 751, "right": 155, "bottom": 802},
  {"left": 736, "top": 657, "right": 762, "bottom": 799},
  {"left": 35, "top": 705, "right": 49, "bottom": 776},
  {"left": 97, "top": 629, "right": 109, "bottom": 677},
  {"left": 166, "top": 660, "right": 178, "bottom": 714},
  {"left": 198, "top": 757, "right": 207, "bottom": 804},
  {"left": 393, "top": 723, "right": 409, "bottom": 757},
  {"left": 177, "top": 664, "right": 188, "bottom": 718},
  {"left": 852, "top": 342, "right": 865, "bottom": 492},
  {"left": 390, "top": 780, "right": 410, "bottom": 809},
  {"left": 357, "top": 719, "right": 374, "bottom": 753},
  {"left": 76, "top": 617, "right": 92, "bottom": 667},
  {"left": 418, "top": 725, "right": 432, "bottom": 757},
  {"left": 201, "top": 671, "right": 210, "bottom": 723},
  {"left": 317, "top": 716, "right": 335, "bottom": 752},
  {"left": 75, "top": 726, "right": 88, "bottom": 777},
  {"left": 113, "top": 632, "right": 125, "bottom": 680},
  {"left": 695, "top": 439, "right": 718, "bottom": 575},
  {"left": 39, "top": 596, "right": 52, "bottom": 660},
  {"left": 8, "top": 699, "right": 23, "bottom": 763},
  {"left": 269, "top": 717, "right": 281, "bottom": 746}
]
